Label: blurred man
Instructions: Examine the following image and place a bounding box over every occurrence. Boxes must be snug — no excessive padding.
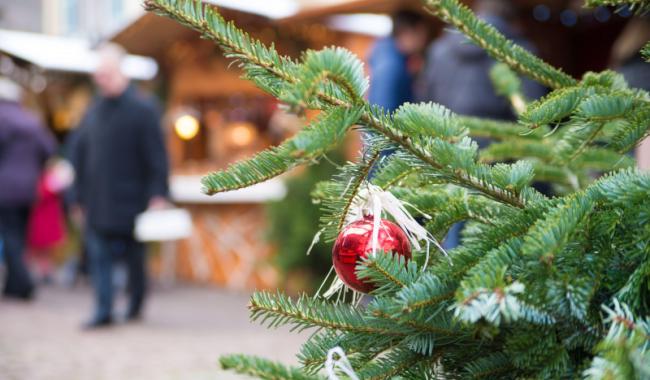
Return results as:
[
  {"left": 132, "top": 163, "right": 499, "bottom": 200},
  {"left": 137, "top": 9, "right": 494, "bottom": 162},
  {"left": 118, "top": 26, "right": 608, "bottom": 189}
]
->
[
  {"left": 422, "top": 0, "right": 545, "bottom": 120},
  {"left": 0, "top": 77, "right": 56, "bottom": 300},
  {"left": 368, "top": 10, "right": 429, "bottom": 112},
  {"left": 72, "top": 44, "right": 169, "bottom": 329}
]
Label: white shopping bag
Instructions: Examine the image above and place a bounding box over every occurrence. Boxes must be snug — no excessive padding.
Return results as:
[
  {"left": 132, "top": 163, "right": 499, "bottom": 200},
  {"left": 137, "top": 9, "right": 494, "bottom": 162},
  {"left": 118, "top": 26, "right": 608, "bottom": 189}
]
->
[{"left": 134, "top": 208, "right": 193, "bottom": 242}]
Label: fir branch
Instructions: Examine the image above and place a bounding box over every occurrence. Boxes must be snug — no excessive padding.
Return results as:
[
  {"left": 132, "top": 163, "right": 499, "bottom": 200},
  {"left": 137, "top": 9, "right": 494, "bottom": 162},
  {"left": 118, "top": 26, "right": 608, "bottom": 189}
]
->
[
  {"left": 430, "top": 199, "right": 554, "bottom": 284},
  {"left": 298, "top": 332, "right": 369, "bottom": 374},
  {"left": 610, "top": 103, "right": 650, "bottom": 153},
  {"left": 573, "top": 147, "right": 635, "bottom": 171},
  {"left": 324, "top": 108, "right": 527, "bottom": 209},
  {"left": 422, "top": 0, "right": 577, "bottom": 89},
  {"left": 392, "top": 186, "right": 514, "bottom": 239},
  {"left": 359, "top": 106, "right": 528, "bottom": 208},
  {"left": 581, "top": 70, "right": 630, "bottom": 91},
  {"left": 202, "top": 106, "right": 362, "bottom": 194},
  {"left": 616, "top": 257, "right": 650, "bottom": 312},
  {"left": 478, "top": 139, "right": 632, "bottom": 171},
  {"left": 317, "top": 148, "right": 383, "bottom": 242},
  {"left": 521, "top": 194, "right": 595, "bottom": 267},
  {"left": 370, "top": 152, "right": 424, "bottom": 190},
  {"left": 457, "top": 236, "right": 525, "bottom": 298},
  {"left": 591, "top": 168, "right": 650, "bottom": 206},
  {"left": 145, "top": 0, "right": 297, "bottom": 91},
  {"left": 394, "top": 102, "right": 468, "bottom": 140},
  {"left": 463, "top": 352, "right": 515, "bottom": 379},
  {"left": 480, "top": 139, "right": 553, "bottom": 163},
  {"left": 148, "top": 1, "right": 650, "bottom": 378},
  {"left": 551, "top": 121, "right": 604, "bottom": 165},
  {"left": 147, "top": 0, "right": 527, "bottom": 209},
  {"left": 369, "top": 297, "right": 467, "bottom": 338},
  {"left": 356, "top": 348, "right": 436, "bottom": 380},
  {"left": 394, "top": 272, "right": 456, "bottom": 314},
  {"left": 285, "top": 47, "right": 368, "bottom": 107},
  {"left": 356, "top": 252, "right": 420, "bottom": 297},
  {"left": 454, "top": 274, "right": 554, "bottom": 327},
  {"left": 505, "top": 329, "right": 572, "bottom": 378},
  {"left": 584, "top": 0, "right": 650, "bottom": 13},
  {"left": 490, "top": 63, "right": 527, "bottom": 115},
  {"left": 576, "top": 94, "right": 635, "bottom": 121},
  {"left": 528, "top": 161, "right": 584, "bottom": 189},
  {"left": 584, "top": 300, "right": 650, "bottom": 380},
  {"left": 219, "top": 354, "right": 323, "bottom": 380},
  {"left": 459, "top": 116, "right": 550, "bottom": 141},
  {"left": 520, "top": 87, "right": 586, "bottom": 129},
  {"left": 249, "top": 291, "right": 406, "bottom": 336},
  {"left": 643, "top": 41, "right": 650, "bottom": 62},
  {"left": 299, "top": 331, "right": 404, "bottom": 375}
]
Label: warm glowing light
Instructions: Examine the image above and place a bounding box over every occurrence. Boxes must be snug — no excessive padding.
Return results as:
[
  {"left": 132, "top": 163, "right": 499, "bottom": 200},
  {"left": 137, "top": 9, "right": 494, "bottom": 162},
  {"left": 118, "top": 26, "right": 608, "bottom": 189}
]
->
[
  {"left": 174, "top": 114, "right": 200, "bottom": 140},
  {"left": 228, "top": 122, "right": 256, "bottom": 147}
]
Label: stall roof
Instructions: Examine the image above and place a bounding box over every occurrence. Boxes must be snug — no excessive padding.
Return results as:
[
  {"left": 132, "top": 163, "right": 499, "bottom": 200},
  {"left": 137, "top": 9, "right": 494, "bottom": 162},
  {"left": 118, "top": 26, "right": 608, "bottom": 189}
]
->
[
  {"left": 281, "top": 0, "right": 426, "bottom": 22},
  {"left": 204, "top": 0, "right": 358, "bottom": 19},
  {"left": 0, "top": 29, "right": 158, "bottom": 80},
  {"left": 113, "top": 0, "right": 409, "bottom": 56}
]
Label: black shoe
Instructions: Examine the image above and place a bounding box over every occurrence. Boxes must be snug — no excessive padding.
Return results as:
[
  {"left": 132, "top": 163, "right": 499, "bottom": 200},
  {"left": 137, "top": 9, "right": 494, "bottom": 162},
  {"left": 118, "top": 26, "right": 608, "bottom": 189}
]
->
[
  {"left": 82, "top": 316, "right": 113, "bottom": 330},
  {"left": 3, "top": 287, "right": 35, "bottom": 301},
  {"left": 124, "top": 312, "right": 142, "bottom": 323}
]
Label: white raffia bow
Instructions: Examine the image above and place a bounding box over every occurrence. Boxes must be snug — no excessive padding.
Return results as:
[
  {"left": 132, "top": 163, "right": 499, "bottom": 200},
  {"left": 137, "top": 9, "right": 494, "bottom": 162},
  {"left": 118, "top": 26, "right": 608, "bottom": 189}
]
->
[
  {"left": 326, "top": 347, "right": 360, "bottom": 380},
  {"left": 315, "top": 182, "right": 449, "bottom": 300},
  {"left": 348, "top": 183, "right": 447, "bottom": 268}
]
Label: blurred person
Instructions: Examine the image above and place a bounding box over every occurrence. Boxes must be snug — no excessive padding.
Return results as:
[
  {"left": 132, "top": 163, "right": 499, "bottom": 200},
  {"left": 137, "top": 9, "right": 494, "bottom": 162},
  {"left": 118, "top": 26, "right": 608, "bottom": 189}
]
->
[
  {"left": 71, "top": 44, "right": 169, "bottom": 329},
  {"left": 368, "top": 10, "right": 429, "bottom": 112},
  {"left": 422, "top": 0, "right": 545, "bottom": 120},
  {"left": 367, "top": 10, "right": 429, "bottom": 175},
  {"left": 0, "top": 77, "right": 56, "bottom": 300},
  {"left": 26, "top": 158, "right": 74, "bottom": 283},
  {"left": 421, "top": 0, "right": 545, "bottom": 248}
]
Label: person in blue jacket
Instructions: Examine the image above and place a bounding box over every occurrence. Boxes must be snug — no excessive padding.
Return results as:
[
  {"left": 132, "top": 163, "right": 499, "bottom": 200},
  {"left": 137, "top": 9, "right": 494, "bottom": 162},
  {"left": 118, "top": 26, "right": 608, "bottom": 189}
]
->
[
  {"left": 368, "top": 10, "right": 429, "bottom": 112},
  {"left": 367, "top": 10, "right": 429, "bottom": 175}
]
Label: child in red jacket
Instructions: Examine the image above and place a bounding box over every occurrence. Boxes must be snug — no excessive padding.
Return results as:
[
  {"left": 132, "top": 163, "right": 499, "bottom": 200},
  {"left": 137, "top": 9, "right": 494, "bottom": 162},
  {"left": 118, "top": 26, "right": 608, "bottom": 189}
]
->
[{"left": 27, "top": 159, "right": 74, "bottom": 282}]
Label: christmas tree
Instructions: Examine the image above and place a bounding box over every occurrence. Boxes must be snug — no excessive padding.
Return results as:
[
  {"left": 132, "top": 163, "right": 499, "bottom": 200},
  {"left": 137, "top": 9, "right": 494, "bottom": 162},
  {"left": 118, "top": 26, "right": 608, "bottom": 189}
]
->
[{"left": 145, "top": 0, "right": 650, "bottom": 378}]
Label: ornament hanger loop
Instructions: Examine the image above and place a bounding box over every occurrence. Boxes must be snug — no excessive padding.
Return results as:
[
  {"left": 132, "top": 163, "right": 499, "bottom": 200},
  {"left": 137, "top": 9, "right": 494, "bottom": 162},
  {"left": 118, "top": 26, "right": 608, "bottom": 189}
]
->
[{"left": 325, "top": 347, "right": 360, "bottom": 380}]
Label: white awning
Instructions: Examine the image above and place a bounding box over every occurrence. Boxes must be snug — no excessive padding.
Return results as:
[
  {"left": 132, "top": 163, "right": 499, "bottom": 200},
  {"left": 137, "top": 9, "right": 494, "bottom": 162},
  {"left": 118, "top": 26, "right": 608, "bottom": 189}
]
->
[
  {"left": 327, "top": 14, "right": 392, "bottom": 37},
  {"left": 205, "top": 0, "right": 300, "bottom": 19},
  {"left": 170, "top": 175, "right": 287, "bottom": 204},
  {"left": 0, "top": 29, "right": 158, "bottom": 80}
]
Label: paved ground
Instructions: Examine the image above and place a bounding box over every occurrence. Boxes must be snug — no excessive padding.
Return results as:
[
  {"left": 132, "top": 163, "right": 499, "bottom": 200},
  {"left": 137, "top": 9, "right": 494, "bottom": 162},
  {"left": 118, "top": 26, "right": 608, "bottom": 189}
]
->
[{"left": 0, "top": 285, "right": 308, "bottom": 380}]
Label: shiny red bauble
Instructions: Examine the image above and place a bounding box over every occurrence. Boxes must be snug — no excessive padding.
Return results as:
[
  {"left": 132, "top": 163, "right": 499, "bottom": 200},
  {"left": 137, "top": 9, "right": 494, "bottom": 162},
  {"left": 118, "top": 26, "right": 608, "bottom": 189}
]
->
[{"left": 332, "top": 215, "right": 411, "bottom": 293}]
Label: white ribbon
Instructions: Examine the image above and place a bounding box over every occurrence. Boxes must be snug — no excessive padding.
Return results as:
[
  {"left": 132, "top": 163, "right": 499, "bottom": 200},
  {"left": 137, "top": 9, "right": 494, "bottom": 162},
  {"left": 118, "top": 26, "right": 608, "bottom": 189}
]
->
[
  {"left": 313, "top": 182, "right": 449, "bottom": 302},
  {"left": 325, "top": 347, "right": 360, "bottom": 380},
  {"left": 348, "top": 183, "right": 447, "bottom": 267}
]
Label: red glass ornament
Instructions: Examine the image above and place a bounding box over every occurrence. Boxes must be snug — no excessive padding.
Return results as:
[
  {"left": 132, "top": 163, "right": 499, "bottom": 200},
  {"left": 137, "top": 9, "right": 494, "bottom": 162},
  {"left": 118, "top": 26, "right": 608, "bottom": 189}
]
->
[{"left": 332, "top": 215, "right": 411, "bottom": 293}]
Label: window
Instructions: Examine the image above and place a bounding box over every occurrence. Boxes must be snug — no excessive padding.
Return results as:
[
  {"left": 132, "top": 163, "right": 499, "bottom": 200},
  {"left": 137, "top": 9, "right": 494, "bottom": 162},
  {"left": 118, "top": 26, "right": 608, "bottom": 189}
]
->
[
  {"left": 63, "top": 0, "right": 79, "bottom": 35},
  {"left": 112, "top": 0, "right": 122, "bottom": 20}
]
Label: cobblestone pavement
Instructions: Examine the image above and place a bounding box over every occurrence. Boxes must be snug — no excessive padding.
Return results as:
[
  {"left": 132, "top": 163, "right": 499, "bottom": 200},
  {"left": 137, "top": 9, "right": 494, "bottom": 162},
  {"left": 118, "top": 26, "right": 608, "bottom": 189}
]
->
[{"left": 0, "top": 285, "right": 308, "bottom": 380}]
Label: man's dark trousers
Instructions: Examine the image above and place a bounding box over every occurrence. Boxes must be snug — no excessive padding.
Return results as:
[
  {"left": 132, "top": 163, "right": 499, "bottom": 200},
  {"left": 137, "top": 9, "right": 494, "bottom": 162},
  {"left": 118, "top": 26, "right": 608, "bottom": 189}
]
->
[
  {"left": 0, "top": 206, "right": 34, "bottom": 298},
  {"left": 86, "top": 228, "right": 146, "bottom": 320}
]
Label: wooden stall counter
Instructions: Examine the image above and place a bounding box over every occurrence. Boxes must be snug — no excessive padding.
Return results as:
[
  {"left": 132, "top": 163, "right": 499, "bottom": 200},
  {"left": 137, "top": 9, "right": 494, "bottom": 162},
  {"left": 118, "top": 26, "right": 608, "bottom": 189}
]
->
[{"left": 154, "top": 175, "right": 287, "bottom": 290}]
